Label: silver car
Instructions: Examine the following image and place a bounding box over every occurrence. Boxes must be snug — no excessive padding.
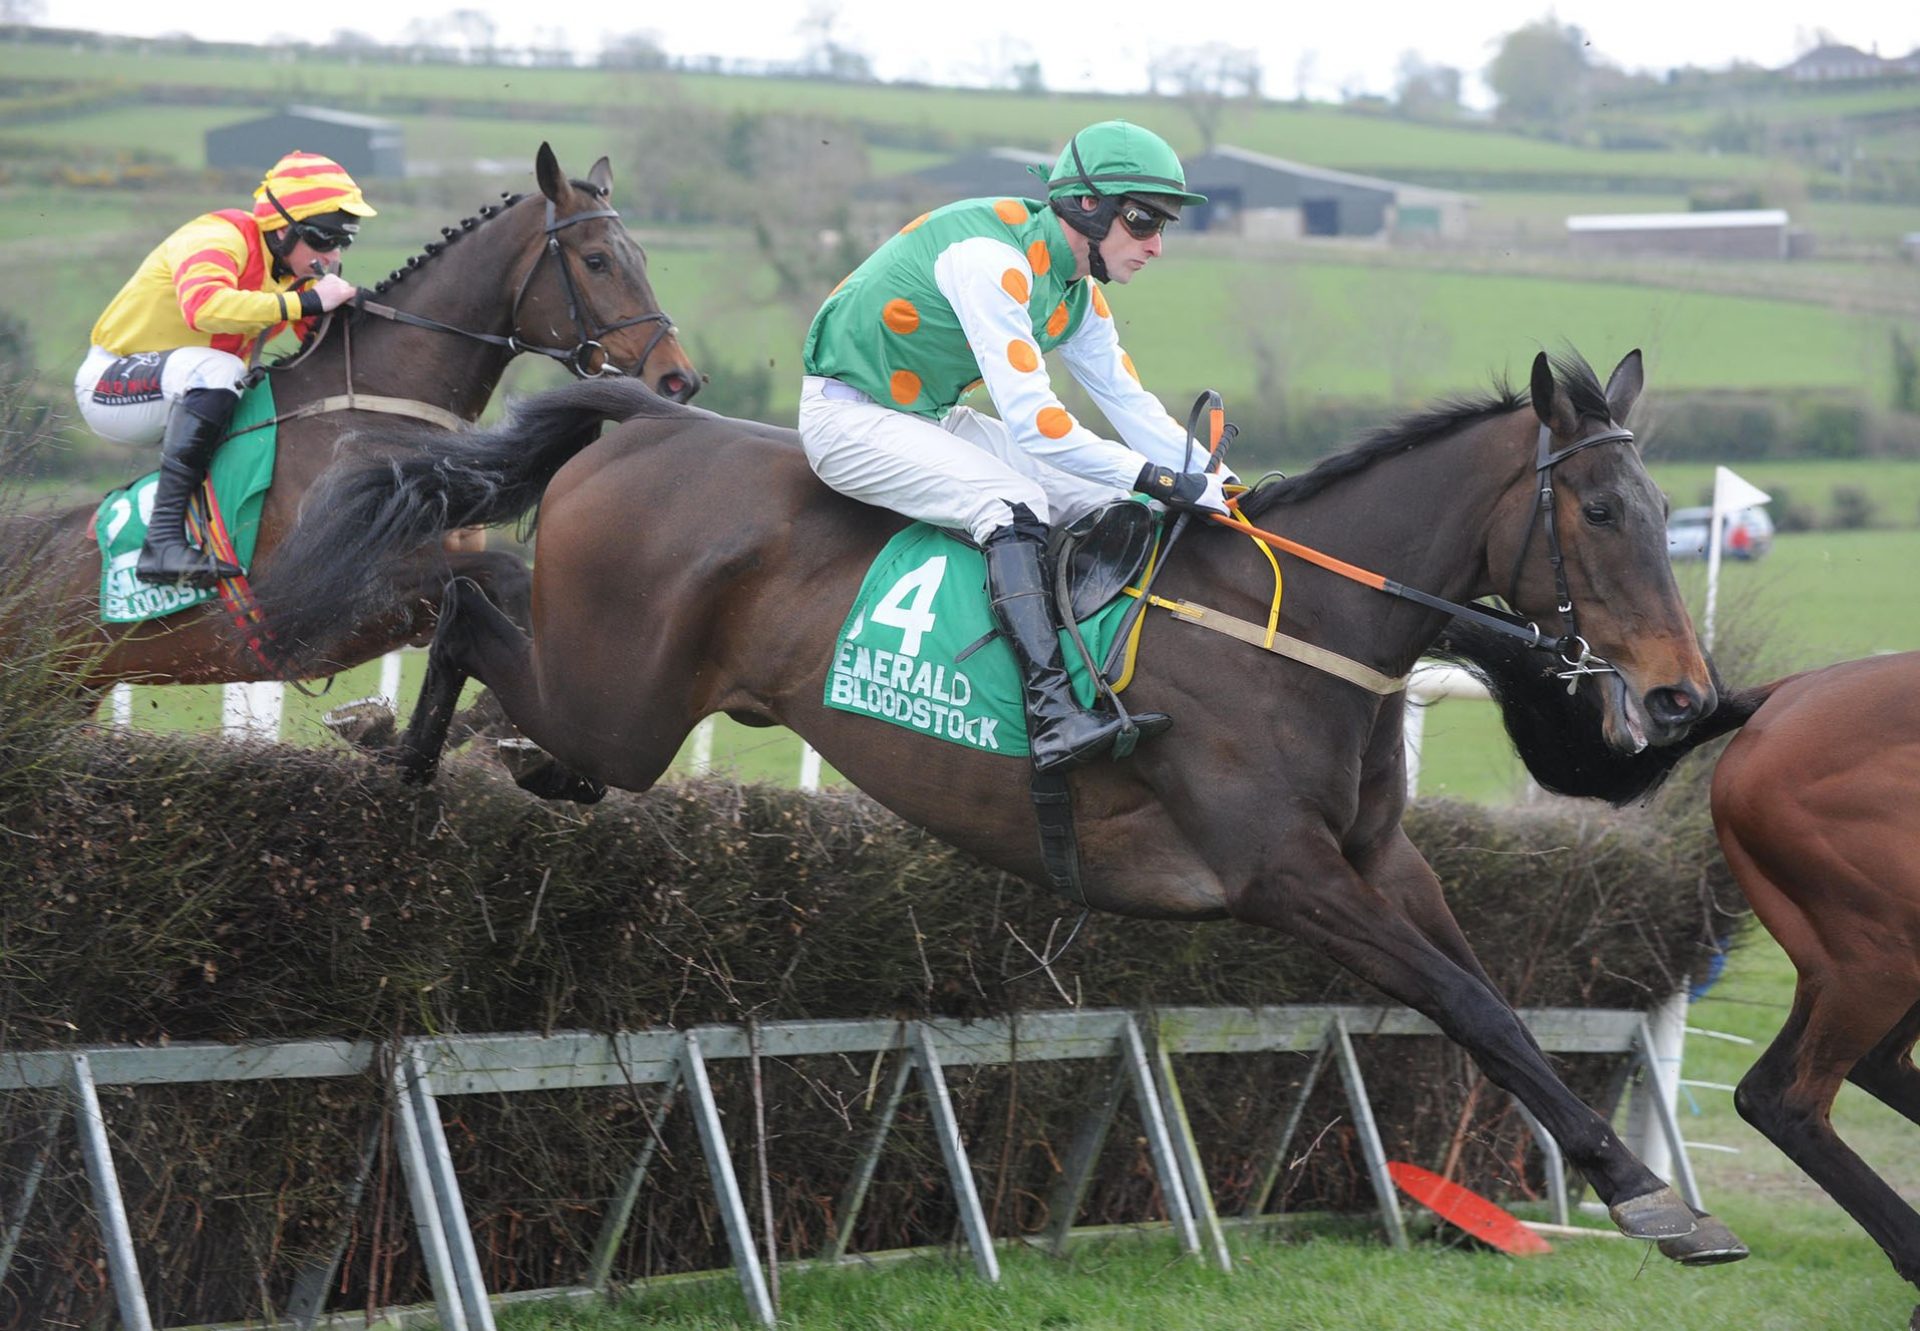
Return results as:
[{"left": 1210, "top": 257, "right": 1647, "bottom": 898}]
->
[{"left": 1666, "top": 505, "right": 1774, "bottom": 561}]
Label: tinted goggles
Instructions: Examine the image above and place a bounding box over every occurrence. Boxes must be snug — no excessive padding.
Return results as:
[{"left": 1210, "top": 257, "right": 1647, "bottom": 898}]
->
[
  {"left": 292, "top": 223, "right": 353, "bottom": 252},
  {"left": 1114, "top": 199, "right": 1175, "bottom": 240}
]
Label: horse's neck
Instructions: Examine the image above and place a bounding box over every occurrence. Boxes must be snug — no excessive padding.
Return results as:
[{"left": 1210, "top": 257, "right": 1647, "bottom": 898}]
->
[
  {"left": 1218, "top": 414, "right": 1530, "bottom": 675},
  {"left": 279, "top": 230, "right": 525, "bottom": 422}
]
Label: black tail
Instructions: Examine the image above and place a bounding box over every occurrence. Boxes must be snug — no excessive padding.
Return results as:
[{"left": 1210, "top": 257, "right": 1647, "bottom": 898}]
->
[
  {"left": 253, "top": 377, "right": 692, "bottom": 669},
  {"left": 1429, "top": 617, "right": 1783, "bottom": 806}
]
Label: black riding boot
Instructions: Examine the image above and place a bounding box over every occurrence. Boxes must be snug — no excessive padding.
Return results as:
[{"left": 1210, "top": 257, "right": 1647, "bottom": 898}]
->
[
  {"left": 136, "top": 387, "right": 246, "bottom": 588},
  {"left": 984, "top": 520, "right": 1170, "bottom": 774}
]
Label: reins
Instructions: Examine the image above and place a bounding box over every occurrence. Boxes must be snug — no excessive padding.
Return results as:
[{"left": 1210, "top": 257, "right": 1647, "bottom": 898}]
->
[{"left": 1204, "top": 419, "right": 1638, "bottom": 681}]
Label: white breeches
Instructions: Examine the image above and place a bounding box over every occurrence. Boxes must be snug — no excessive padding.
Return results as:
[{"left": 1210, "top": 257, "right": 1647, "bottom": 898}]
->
[
  {"left": 798, "top": 375, "right": 1125, "bottom": 544},
  {"left": 73, "top": 345, "right": 247, "bottom": 445}
]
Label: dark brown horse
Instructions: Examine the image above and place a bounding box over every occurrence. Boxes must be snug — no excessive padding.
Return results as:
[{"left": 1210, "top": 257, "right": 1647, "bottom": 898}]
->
[
  {"left": 5, "top": 141, "right": 696, "bottom": 714},
  {"left": 1432, "top": 623, "right": 1920, "bottom": 1327},
  {"left": 252, "top": 347, "right": 1749, "bottom": 1263}
]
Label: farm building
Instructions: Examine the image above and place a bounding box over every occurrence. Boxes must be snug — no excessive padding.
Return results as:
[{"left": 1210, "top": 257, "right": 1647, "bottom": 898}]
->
[
  {"left": 1781, "top": 42, "right": 1920, "bottom": 81},
  {"left": 1565, "top": 209, "right": 1798, "bottom": 260},
  {"left": 205, "top": 106, "right": 406, "bottom": 180},
  {"left": 1180, "top": 145, "right": 1470, "bottom": 241},
  {"left": 858, "top": 146, "right": 1052, "bottom": 209}
]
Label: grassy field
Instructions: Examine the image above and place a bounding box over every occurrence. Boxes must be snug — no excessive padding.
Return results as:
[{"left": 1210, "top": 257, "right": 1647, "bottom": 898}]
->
[
  {"left": 0, "top": 38, "right": 1825, "bottom": 188},
  {"left": 3, "top": 190, "right": 1903, "bottom": 430}
]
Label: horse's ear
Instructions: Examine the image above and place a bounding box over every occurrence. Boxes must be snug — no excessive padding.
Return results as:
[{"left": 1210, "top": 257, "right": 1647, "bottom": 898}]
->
[
  {"left": 588, "top": 156, "right": 613, "bottom": 200},
  {"left": 535, "top": 141, "right": 565, "bottom": 203},
  {"left": 1529, "top": 352, "right": 1556, "bottom": 429},
  {"left": 1604, "top": 349, "right": 1644, "bottom": 424}
]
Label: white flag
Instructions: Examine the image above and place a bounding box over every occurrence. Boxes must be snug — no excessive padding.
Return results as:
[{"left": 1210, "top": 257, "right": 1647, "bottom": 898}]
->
[{"left": 1713, "top": 466, "right": 1771, "bottom": 516}]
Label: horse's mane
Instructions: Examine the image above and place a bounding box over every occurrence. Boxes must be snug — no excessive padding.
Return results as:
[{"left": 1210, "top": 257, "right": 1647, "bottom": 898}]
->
[
  {"left": 365, "top": 177, "right": 608, "bottom": 296},
  {"left": 1240, "top": 351, "right": 1611, "bottom": 520},
  {"left": 266, "top": 179, "right": 609, "bottom": 369}
]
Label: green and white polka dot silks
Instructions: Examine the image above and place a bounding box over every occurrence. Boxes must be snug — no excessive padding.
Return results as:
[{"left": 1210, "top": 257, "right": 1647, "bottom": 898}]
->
[{"left": 802, "top": 195, "right": 1189, "bottom": 494}]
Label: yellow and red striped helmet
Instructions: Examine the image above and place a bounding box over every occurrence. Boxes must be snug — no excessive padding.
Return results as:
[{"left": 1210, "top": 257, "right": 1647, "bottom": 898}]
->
[{"left": 252, "top": 151, "right": 377, "bottom": 230}]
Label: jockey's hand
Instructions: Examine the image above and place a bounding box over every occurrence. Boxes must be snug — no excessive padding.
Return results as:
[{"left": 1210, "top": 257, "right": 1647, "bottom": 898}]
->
[
  {"left": 311, "top": 273, "right": 359, "bottom": 311},
  {"left": 1136, "top": 463, "right": 1230, "bottom": 517}
]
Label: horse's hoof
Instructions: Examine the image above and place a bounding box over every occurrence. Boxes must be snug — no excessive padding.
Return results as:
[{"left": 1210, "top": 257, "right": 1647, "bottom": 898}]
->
[
  {"left": 498, "top": 737, "right": 606, "bottom": 804},
  {"left": 323, "top": 697, "right": 398, "bottom": 752},
  {"left": 1656, "top": 1211, "right": 1748, "bottom": 1265},
  {"left": 1607, "top": 1186, "right": 1697, "bottom": 1241}
]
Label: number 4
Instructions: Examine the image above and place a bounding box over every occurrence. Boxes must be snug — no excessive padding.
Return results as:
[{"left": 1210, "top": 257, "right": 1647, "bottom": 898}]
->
[{"left": 869, "top": 555, "right": 947, "bottom": 657}]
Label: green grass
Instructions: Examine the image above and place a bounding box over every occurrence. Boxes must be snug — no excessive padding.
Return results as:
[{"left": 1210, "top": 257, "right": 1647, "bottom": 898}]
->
[{"left": 494, "top": 1196, "right": 1909, "bottom": 1330}]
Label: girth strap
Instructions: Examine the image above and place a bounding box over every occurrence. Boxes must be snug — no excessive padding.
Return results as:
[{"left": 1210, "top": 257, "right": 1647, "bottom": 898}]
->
[{"left": 1148, "top": 596, "right": 1410, "bottom": 696}]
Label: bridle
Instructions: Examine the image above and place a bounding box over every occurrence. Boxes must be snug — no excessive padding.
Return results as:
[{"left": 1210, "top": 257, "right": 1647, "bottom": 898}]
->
[
  {"left": 351, "top": 191, "right": 679, "bottom": 380},
  {"left": 507, "top": 193, "right": 678, "bottom": 378},
  {"left": 1499, "top": 420, "right": 1637, "bottom": 684}
]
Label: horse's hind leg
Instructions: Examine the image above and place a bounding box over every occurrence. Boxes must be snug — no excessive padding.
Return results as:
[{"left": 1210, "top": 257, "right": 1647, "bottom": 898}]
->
[
  {"left": 391, "top": 578, "right": 475, "bottom": 785},
  {"left": 1736, "top": 980, "right": 1920, "bottom": 1294},
  {"left": 399, "top": 576, "right": 604, "bottom": 802},
  {"left": 1849, "top": 998, "right": 1920, "bottom": 1129}
]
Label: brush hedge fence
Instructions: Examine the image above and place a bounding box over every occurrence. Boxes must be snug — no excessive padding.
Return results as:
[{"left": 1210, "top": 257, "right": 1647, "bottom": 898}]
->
[{"left": 0, "top": 718, "right": 1742, "bottom": 1327}]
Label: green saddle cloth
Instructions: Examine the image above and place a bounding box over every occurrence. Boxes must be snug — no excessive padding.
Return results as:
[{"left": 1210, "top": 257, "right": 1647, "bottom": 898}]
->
[
  {"left": 823, "top": 522, "right": 1138, "bottom": 758},
  {"left": 95, "top": 380, "right": 279, "bottom": 624}
]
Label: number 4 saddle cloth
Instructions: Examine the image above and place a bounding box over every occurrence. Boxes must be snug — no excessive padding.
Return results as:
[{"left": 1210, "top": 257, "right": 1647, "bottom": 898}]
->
[{"left": 823, "top": 512, "right": 1150, "bottom": 758}]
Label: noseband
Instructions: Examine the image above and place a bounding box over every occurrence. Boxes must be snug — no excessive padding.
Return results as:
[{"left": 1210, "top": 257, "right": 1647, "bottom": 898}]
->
[
  {"left": 1502, "top": 421, "right": 1636, "bottom": 680},
  {"left": 509, "top": 194, "right": 679, "bottom": 379}
]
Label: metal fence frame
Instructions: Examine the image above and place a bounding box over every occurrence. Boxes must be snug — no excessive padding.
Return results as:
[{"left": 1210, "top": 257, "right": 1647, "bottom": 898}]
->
[{"left": 0, "top": 1004, "right": 1698, "bottom": 1330}]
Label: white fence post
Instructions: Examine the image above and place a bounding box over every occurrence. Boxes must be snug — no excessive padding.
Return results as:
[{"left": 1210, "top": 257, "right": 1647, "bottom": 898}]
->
[
  {"left": 379, "top": 652, "right": 404, "bottom": 708},
  {"left": 1403, "top": 664, "right": 1491, "bottom": 798},
  {"left": 689, "top": 717, "right": 715, "bottom": 776},
  {"left": 110, "top": 682, "right": 132, "bottom": 727},
  {"left": 222, "top": 682, "right": 282, "bottom": 740},
  {"left": 1627, "top": 985, "right": 1690, "bottom": 1182}
]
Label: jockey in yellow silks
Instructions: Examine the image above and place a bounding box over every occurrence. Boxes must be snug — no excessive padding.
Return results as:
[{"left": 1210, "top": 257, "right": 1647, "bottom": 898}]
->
[{"left": 74, "top": 151, "right": 374, "bottom": 586}]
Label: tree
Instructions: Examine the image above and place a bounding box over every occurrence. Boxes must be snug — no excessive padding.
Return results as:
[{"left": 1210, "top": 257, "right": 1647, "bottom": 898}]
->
[
  {"left": 795, "top": 3, "right": 874, "bottom": 82},
  {"left": 1393, "top": 52, "right": 1461, "bottom": 120},
  {"left": 1147, "top": 43, "right": 1262, "bottom": 150},
  {"left": 1484, "top": 17, "right": 1591, "bottom": 133},
  {"left": 599, "top": 30, "right": 669, "bottom": 71}
]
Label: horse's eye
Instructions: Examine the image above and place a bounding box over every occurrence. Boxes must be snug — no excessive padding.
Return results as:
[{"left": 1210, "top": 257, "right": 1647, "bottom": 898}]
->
[
  {"left": 1583, "top": 502, "right": 1615, "bottom": 526},
  {"left": 583, "top": 253, "right": 608, "bottom": 273}
]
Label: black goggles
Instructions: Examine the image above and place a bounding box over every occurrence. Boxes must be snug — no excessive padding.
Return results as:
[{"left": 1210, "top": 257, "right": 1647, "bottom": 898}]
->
[
  {"left": 292, "top": 223, "right": 353, "bottom": 252},
  {"left": 1114, "top": 199, "right": 1175, "bottom": 240}
]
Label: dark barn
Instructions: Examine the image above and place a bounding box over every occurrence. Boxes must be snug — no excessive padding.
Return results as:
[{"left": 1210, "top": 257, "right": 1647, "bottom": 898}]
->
[{"left": 204, "top": 106, "right": 406, "bottom": 180}]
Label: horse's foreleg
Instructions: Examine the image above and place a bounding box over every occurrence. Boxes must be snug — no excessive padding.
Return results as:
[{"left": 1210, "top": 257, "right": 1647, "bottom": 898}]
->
[
  {"left": 1236, "top": 845, "right": 1701, "bottom": 1246},
  {"left": 1354, "top": 830, "right": 1746, "bottom": 1262},
  {"left": 1737, "top": 983, "right": 1920, "bottom": 1293}
]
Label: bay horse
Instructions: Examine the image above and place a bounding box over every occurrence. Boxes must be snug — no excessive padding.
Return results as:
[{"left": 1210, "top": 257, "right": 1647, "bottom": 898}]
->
[
  {"left": 251, "top": 347, "right": 1750, "bottom": 1263},
  {"left": 3, "top": 141, "right": 697, "bottom": 721},
  {"left": 1432, "top": 621, "right": 1920, "bottom": 1326}
]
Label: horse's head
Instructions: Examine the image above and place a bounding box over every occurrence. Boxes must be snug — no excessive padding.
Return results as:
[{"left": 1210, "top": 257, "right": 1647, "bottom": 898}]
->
[
  {"left": 512, "top": 142, "right": 701, "bottom": 401},
  {"left": 1486, "top": 350, "right": 1714, "bottom": 751}
]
